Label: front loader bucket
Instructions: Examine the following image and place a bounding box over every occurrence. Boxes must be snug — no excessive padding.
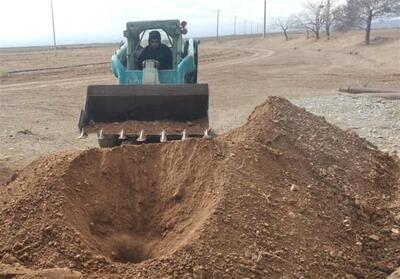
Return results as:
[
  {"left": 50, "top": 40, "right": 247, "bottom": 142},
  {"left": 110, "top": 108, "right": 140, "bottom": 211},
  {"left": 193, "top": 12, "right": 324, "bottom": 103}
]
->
[{"left": 78, "top": 84, "right": 209, "bottom": 145}]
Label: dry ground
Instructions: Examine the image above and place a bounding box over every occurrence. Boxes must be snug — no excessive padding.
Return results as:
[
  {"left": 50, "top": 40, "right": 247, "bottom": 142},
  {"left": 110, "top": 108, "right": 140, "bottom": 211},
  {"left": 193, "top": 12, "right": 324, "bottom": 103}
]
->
[
  {"left": 0, "top": 29, "right": 399, "bottom": 176},
  {"left": 1, "top": 97, "right": 399, "bottom": 278}
]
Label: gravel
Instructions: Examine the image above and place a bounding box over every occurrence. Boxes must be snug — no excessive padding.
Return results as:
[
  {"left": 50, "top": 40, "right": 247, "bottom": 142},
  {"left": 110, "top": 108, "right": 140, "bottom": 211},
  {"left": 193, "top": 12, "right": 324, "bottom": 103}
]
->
[{"left": 290, "top": 94, "right": 400, "bottom": 156}]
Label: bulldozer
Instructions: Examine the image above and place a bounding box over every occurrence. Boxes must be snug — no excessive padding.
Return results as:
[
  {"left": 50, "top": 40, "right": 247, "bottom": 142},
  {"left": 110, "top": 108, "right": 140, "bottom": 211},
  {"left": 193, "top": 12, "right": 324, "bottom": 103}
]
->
[{"left": 78, "top": 20, "right": 209, "bottom": 147}]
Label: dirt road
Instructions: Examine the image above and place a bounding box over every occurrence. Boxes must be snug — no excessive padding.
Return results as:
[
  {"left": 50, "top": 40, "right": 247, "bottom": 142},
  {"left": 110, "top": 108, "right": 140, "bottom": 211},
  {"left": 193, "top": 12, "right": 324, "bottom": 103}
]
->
[{"left": 1, "top": 29, "right": 399, "bottom": 173}]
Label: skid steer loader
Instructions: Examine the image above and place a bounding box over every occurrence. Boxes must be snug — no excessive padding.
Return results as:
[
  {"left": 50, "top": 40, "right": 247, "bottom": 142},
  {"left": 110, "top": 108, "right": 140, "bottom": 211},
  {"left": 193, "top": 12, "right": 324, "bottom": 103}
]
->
[{"left": 78, "top": 20, "right": 209, "bottom": 147}]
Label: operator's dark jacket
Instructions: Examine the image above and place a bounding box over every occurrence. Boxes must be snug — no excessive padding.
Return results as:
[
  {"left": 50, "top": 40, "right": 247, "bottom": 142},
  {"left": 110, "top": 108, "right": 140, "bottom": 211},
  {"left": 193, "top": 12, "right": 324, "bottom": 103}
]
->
[{"left": 137, "top": 44, "right": 173, "bottom": 70}]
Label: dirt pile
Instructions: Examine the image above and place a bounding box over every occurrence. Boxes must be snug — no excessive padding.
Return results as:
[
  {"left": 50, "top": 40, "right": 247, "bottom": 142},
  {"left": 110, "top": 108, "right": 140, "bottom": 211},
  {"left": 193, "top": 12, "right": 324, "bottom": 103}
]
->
[
  {"left": 0, "top": 263, "right": 82, "bottom": 278},
  {"left": 0, "top": 165, "right": 15, "bottom": 186},
  {"left": 1, "top": 97, "right": 399, "bottom": 278}
]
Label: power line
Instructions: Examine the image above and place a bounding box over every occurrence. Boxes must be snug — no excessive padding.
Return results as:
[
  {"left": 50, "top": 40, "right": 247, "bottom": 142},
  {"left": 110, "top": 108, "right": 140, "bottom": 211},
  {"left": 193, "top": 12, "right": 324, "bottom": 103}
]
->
[
  {"left": 50, "top": 0, "right": 57, "bottom": 49},
  {"left": 234, "top": 16, "right": 237, "bottom": 36},
  {"left": 263, "top": 0, "right": 267, "bottom": 38},
  {"left": 216, "top": 9, "right": 221, "bottom": 39}
]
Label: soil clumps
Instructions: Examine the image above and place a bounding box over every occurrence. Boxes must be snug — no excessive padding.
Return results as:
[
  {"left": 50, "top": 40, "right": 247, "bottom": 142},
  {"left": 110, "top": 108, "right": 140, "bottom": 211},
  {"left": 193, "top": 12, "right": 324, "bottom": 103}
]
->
[{"left": 1, "top": 97, "right": 399, "bottom": 278}]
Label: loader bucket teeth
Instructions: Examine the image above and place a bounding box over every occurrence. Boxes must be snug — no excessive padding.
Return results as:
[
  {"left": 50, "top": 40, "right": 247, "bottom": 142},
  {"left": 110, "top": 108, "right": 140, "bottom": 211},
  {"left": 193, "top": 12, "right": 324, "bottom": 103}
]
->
[
  {"left": 137, "top": 130, "right": 146, "bottom": 142},
  {"left": 118, "top": 129, "right": 127, "bottom": 140},
  {"left": 78, "top": 128, "right": 88, "bottom": 139},
  {"left": 160, "top": 129, "right": 167, "bottom": 143},
  {"left": 181, "top": 129, "right": 188, "bottom": 141},
  {"left": 98, "top": 129, "right": 104, "bottom": 140},
  {"left": 78, "top": 84, "right": 209, "bottom": 147}
]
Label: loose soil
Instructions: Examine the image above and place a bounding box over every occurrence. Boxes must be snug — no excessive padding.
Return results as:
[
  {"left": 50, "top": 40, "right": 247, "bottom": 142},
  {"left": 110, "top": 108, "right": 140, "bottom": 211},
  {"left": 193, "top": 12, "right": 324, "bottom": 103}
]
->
[
  {"left": 0, "top": 165, "right": 14, "bottom": 186},
  {"left": 1, "top": 29, "right": 400, "bottom": 169},
  {"left": 1, "top": 97, "right": 399, "bottom": 278}
]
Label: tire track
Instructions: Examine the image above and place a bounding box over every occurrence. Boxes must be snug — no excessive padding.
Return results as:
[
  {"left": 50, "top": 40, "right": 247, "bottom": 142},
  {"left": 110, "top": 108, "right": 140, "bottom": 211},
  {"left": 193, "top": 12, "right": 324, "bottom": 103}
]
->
[
  {"left": 0, "top": 46, "right": 274, "bottom": 92},
  {"left": 0, "top": 76, "right": 112, "bottom": 92},
  {"left": 201, "top": 46, "right": 274, "bottom": 71}
]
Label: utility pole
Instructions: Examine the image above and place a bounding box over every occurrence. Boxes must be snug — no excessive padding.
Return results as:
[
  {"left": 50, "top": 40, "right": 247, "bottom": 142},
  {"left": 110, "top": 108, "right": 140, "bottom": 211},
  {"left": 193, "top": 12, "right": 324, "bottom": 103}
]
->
[
  {"left": 216, "top": 9, "right": 221, "bottom": 40},
  {"left": 243, "top": 21, "right": 246, "bottom": 35},
  {"left": 234, "top": 16, "right": 237, "bottom": 37},
  {"left": 263, "top": 0, "right": 267, "bottom": 38},
  {"left": 250, "top": 22, "right": 253, "bottom": 34},
  {"left": 50, "top": 0, "right": 57, "bottom": 49}
]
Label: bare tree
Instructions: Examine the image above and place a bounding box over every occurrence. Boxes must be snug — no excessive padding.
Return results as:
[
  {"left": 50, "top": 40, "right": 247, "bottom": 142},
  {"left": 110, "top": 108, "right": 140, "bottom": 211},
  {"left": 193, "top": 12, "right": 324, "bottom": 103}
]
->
[
  {"left": 275, "top": 18, "right": 293, "bottom": 40},
  {"left": 332, "top": 4, "right": 353, "bottom": 31},
  {"left": 336, "top": 0, "right": 400, "bottom": 44},
  {"left": 323, "top": 0, "right": 334, "bottom": 39},
  {"left": 296, "top": 1, "right": 326, "bottom": 39},
  {"left": 360, "top": 0, "right": 399, "bottom": 44}
]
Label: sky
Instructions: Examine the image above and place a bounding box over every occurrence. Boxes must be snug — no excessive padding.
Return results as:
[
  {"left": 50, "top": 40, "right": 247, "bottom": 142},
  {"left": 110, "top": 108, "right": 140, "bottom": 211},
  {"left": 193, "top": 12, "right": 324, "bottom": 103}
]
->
[{"left": 0, "top": 0, "right": 305, "bottom": 47}]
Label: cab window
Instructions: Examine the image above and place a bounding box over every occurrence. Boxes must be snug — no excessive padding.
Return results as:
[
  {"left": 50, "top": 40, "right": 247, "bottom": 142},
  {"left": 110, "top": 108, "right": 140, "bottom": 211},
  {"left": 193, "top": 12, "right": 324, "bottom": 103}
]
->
[{"left": 139, "top": 29, "right": 173, "bottom": 48}]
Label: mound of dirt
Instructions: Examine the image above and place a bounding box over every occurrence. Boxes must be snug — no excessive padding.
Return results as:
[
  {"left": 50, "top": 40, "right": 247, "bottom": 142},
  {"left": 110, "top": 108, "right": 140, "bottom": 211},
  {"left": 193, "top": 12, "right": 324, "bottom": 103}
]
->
[
  {"left": 0, "top": 263, "right": 82, "bottom": 279},
  {"left": 1, "top": 97, "right": 399, "bottom": 278},
  {"left": 0, "top": 165, "right": 15, "bottom": 186}
]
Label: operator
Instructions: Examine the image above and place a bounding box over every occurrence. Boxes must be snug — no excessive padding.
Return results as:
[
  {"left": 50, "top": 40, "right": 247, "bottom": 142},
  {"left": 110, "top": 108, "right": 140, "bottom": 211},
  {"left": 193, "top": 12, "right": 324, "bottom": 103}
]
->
[{"left": 137, "top": 30, "right": 173, "bottom": 70}]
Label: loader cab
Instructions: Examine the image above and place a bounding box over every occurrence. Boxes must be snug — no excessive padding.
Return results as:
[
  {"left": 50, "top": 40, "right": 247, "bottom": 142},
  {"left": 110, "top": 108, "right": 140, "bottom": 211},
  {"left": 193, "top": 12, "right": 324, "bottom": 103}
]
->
[
  {"left": 124, "top": 20, "right": 183, "bottom": 71},
  {"left": 111, "top": 19, "right": 198, "bottom": 85}
]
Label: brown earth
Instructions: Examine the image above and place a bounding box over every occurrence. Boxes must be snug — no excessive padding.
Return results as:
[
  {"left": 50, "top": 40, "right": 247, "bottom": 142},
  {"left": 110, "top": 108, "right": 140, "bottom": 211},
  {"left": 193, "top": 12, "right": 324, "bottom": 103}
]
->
[
  {"left": 1, "top": 97, "right": 399, "bottom": 278},
  {"left": 0, "top": 263, "right": 83, "bottom": 278},
  {"left": 1, "top": 29, "right": 400, "bottom": 173},
  {"left": 0, "top": 29, "right": 399, "bottom": 278},
  {"left": 0, "top": 166, "right": 14, "bottom": 186}
]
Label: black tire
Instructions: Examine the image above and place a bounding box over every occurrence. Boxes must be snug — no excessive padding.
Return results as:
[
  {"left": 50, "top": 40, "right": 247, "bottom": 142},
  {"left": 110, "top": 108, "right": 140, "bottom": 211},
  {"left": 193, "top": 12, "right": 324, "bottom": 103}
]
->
[
  {"left": 184, "top": 71, "right": 197, "bottom": 84},
  {"left": 193, "top": 41, "right": 199, "bottom": 83}
]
